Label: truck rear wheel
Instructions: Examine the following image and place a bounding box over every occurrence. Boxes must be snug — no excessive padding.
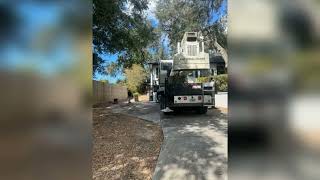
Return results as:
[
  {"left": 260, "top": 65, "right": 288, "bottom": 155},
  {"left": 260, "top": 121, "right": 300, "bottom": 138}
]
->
[
  {"left": 159, "top": 94, "right": 165, "bottom": 110},
  {"left": 196, "top": 107, "right": 208, "bottom": 114},
  {"left": 163, "top": 111, "right": 171, "bottom": 115}
]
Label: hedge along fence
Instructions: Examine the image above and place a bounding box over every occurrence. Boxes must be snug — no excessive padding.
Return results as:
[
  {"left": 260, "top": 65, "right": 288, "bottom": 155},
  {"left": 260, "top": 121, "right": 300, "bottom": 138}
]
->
[
  {"left": 197, "top": 74, "right": 228, "bottom": 92},
  {"left": 93, "top": 80, "right": 128, "bottom": 103}
]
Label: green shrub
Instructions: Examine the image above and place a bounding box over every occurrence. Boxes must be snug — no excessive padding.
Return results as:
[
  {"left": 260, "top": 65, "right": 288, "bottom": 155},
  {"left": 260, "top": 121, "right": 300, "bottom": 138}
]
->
[
  {"left": 124, "top": 64, "right": 147, "bottom": 93},
  {"left": 196, "top": 77, "right": 210, "bottom": 83},
  {"left": 213, "top": 74, "right": 228, "bottom": 92},
  {"left": 196, "top": 74, "right": 228, "bottom": 92}
]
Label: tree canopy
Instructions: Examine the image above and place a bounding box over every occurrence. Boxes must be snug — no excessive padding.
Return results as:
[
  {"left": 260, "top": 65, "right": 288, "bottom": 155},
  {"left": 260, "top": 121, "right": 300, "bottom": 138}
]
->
[
  {"left": 93, "top": 0, "right": 155, "bottom": 77},
  {"left": 93, "top": 0, "right": 227, "bottom": 78},
  {"left": 155, "top": 0, "right": 227, "bottom": 53}
]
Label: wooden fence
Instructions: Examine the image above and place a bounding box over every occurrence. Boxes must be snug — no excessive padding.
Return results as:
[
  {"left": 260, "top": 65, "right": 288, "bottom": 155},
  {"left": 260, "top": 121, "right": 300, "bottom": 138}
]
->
[{"left": 93, "top": 80, "right": 127, "bottom": 103}]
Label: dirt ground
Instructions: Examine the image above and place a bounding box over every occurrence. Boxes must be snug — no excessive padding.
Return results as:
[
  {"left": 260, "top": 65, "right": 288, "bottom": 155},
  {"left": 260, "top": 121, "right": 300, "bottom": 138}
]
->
[
  {"left": 92, "top": 105, "right": 163, "bottom": 180},
  {"left": 137, "top": 94, "right": 149, "bottom": 102}
]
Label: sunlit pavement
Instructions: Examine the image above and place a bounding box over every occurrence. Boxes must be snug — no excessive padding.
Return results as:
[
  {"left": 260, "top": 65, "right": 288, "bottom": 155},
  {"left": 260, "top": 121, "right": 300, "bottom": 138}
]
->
[
  {"left": 108, "top": 101, "right": 228, "bottom": 180},
  {"left": 153, "top": 109, "right": 228, "bottom": 180},
  {"left": 110, "top": 101, "right": 161, "bottom": 124}
]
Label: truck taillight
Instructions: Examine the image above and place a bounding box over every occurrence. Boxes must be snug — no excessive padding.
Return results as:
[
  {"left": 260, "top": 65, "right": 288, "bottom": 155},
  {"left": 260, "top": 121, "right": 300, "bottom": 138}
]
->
[{"left": 184, "top": 96, "right": 187, "bottom": 100}]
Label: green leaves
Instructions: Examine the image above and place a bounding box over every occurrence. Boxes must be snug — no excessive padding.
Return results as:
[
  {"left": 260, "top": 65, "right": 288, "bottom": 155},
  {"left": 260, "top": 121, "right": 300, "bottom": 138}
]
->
[
  {"left": 197, "top": 74, "right": 228, "bottom": 92},
  {"left": 93, "top": 0, "right": 227, "bottom": 77},
  {"left": 155, "top": 0, "right": 226, "bottom": 54},
  {"left": 93, "top": 52, "right": 107, "bottom": 78},
  {"left": 93, "top": 0, "right": 155, "bottom": 76},
  {"left": 93, "top": 0, "right": 152, "bottom": 53}
]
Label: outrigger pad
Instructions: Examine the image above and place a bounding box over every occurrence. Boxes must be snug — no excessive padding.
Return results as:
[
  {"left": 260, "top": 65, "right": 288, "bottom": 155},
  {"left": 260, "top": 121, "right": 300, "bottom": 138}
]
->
[{"left": 161, "top": 107, "right": 173, "bottom": 112}]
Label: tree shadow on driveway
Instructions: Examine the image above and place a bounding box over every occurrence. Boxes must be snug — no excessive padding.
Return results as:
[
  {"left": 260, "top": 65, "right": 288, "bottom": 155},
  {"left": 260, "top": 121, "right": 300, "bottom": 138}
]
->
[
  {"left": 154, "top": 108, "right": 228, "bottom": 180},
  {"left": 161, "top": 108, "right": 227, "bottom": 137}
]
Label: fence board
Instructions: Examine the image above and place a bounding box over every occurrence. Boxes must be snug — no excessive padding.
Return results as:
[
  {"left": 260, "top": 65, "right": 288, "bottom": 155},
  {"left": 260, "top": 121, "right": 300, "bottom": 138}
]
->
[{"left": 93, "top": 80, "right": 127, "bottom": 103}]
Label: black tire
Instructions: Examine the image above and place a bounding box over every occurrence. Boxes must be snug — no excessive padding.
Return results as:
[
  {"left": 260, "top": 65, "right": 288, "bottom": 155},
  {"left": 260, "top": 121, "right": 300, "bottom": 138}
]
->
[
  {"left": 202, "top": 107, "right": 208, "bottom": 114},
  {"left": 163, "top": 111, "right": 171, "bottom": 115},
  {"left": 172, "top": 107, "right": 182, "bottom": 114},
  {"left": 157, "top": 93, "right": 160, "bottom": 103},
  {"left": 159, "top": 95, "right": 165, "bottom": 110},
  {"left": 196, "top": 107, "right": 208, "bottom": 114}
]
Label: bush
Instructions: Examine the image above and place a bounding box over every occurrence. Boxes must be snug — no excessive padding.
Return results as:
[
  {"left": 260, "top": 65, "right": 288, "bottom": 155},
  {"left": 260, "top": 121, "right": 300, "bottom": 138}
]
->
[
  {"left": 124, "top": 64, "right": 147, "bottom": 93},
  {"left": 196, "top": 77, "right": 210, "bottom": 83},
  {"left": 196, "top": 74, "right": 228, "bottom": 92},
  {"left": 213, "top": 74, "right": 228, "bottom": 92}
]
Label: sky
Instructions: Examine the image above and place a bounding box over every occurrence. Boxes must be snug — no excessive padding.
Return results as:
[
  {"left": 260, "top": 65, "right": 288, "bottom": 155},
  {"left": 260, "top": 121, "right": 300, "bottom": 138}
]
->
[
  {"left": 95, "top": 0, "right": 228, "bottom": 83},
  {"left": 94, "top": 53, "right": 120, "bottom": 83},
  {"left": 209, "top": 0, "right": 228, "bottom": 24},
  {"left": 1, "top": 2, "right": 77, "bottom": 77}
]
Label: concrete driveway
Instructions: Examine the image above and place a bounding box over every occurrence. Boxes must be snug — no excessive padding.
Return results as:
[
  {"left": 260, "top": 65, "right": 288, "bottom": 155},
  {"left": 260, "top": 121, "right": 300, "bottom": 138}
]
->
[
  {"left": 153, "top": 109, "right": 228, "bottom": 180},
  {"left": 108, "top": 101, "right": 228, "bottom": 180},
  {"left": 110, "top": 101, "right": 160, "bottom": 124}
]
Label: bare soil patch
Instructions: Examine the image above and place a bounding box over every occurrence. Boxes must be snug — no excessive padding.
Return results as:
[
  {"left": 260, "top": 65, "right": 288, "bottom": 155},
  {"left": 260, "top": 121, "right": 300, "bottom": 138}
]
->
[
  {"left": 137, "top": 94, "right": 149, "bottom": 102},
  {"left": 92, "top": 106, "right": 163, "bottom": 180},
  {"left": 217, "top": 107, "right": 228, "bottom": 114}
]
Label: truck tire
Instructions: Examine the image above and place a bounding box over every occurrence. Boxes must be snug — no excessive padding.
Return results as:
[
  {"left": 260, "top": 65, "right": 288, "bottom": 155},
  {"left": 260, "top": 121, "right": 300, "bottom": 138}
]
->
[
  {"left": 157, "top": 93, "right": 161, "bottom": 103},
  {"left": 197, "top": 107, "right": 208, "bottom": 114},
  {"left": 202, "top": 107, "right": 208, "bottom": 114},
  {"left": 163, "top": 111, "right": 171, "bottom": 115},
  {"left": 159, "top": 95, "right": 165, "bottom": 110}
]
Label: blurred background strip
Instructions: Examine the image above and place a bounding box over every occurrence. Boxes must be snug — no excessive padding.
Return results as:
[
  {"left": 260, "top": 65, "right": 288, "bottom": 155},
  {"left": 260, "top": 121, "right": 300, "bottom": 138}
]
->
[
  {"left": 0, "top": 1, "right": 91, "bottom": 180},
  {"left": 229, "top": 0, "right": 320, "bottom": 179}
]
